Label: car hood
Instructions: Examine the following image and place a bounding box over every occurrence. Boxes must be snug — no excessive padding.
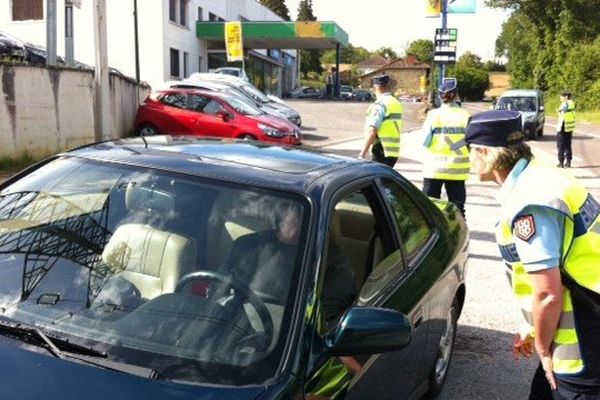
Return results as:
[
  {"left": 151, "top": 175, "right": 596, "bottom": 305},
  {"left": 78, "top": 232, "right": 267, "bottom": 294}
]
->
[
  {"left": 0, "top": 342, "right": 265, "bottom": 400},
  {"left": 248, "top": 115, "right": 295, "bottom": 131},
  {"left": 263, "top": 102, "right": 300, "bottom": 118}
]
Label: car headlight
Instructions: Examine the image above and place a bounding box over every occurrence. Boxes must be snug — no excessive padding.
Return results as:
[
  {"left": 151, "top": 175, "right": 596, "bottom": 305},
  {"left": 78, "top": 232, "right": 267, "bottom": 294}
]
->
[{"left": 258, "top": 123, "right": 286, "bottom": 138}]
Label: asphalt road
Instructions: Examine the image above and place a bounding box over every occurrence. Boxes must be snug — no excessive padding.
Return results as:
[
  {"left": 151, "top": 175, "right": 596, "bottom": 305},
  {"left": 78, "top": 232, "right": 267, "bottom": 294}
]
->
[{"left": 291, "top": 99, "right": 600, "bottom": 399}]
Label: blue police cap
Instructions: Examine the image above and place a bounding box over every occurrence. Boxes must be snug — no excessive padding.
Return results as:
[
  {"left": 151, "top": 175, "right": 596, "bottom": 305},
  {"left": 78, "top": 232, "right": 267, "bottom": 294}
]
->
[
  {"left": 372, "top": 74, "right": 390, "bottom": 86},
  {"left": 463, "top": 110, "right": 524, "bottom": 147},
  {"left": 438, "top": 77, "right": 457, "bottom": 93}
]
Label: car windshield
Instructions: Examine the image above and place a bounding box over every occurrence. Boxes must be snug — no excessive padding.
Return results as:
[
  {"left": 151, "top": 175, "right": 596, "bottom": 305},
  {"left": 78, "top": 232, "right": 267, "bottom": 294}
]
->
[
  {"left": 0, "top": 157, "right": 308, "bottom": 385},
  {"left": 239, "top": 83, "right": 271, "bottom": 103},
  {"left": 224, "top": 96, "right": 264, "bottom": 116},
  {"left": 496, "top": 96, "right": 537, "bottom": 112}
]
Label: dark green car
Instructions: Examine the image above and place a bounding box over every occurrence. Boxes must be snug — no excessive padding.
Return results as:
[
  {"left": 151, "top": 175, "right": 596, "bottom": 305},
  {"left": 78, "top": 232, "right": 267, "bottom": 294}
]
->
[{"left": 0, "top": 137, "right": 468, "bottom": 399}]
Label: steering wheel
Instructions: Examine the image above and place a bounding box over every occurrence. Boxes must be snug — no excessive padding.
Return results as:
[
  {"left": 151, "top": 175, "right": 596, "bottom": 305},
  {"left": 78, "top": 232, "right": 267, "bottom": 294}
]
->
[{"left": 175, "top": 270, "right": 274, "bottom": 351}]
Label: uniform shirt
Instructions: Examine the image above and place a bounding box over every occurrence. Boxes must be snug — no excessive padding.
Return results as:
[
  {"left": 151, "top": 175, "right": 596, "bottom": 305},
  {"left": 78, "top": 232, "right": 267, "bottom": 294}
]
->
[
  {"left": 500, "top": 158, "right": 563, "bottom": 272},
  {"left": 364, "top": 92, "right": 393, "bottom": 130}
]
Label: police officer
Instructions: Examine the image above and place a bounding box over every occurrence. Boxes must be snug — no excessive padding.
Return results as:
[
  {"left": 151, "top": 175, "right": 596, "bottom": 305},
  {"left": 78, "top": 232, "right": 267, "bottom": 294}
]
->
[
  {"left": 556, "top": 91, "right": 576, "bottom": 168},
  {"left": 421, "top": 78, "right": 471, "bottom": 216},
  {"left": 358, "top": 74, "right": 403, "bottom": 167},
  {"left": 464, "top": 110, "right": 600, "bottom": 399}
]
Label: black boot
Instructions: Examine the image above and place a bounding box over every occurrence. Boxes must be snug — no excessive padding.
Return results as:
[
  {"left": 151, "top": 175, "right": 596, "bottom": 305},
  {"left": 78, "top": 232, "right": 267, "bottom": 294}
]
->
[
  {"left": 565, "top": 160, "right": 571, "bottom": 168},
  {"left": 557, "top": 161, "right": 564, "bottom": 168}
]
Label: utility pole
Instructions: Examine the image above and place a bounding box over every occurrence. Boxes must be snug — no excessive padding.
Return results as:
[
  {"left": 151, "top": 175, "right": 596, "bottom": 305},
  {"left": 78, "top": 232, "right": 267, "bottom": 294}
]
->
[
  {"left": 439, "top": 0, "right": 448, "bottom": 87},
  {"left": 65, "top": 1, "right": 74, "bottom": 66},
  {"left": 46, "top": 0, "right": 57, "bottom": 66},
  {"left": 133, "top": 0, "right": 140, "bottom": 83},
  {"left": 93, "top": 0, "right": 111, "bottom": 141}
]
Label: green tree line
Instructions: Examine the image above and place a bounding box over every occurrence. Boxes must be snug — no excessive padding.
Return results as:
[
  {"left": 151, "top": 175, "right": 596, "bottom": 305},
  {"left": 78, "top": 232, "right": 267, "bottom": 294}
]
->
[{"left": 489, "top": 0, "right": 600, "bottom": 109}]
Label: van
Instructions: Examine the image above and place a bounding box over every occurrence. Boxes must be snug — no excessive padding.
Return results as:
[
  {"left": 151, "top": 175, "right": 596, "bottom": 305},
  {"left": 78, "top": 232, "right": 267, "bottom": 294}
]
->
[{"left": 494, "top": 89, "right": 545, "bottom": 140}]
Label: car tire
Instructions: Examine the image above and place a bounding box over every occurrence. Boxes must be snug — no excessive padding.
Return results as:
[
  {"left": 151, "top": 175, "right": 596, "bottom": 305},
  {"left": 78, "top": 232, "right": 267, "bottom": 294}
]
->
[
  {"left": 426, "top": 297, "right": 458, "bottom": 398},
  {"left": 240, "top": 134, "right": 257, "bottom": 140},
  {"left": 538, "top": 124, "right": 544, "bottom": 137},
  {"left": 137, "top": 123, "right": 159, "bottom": 137}
]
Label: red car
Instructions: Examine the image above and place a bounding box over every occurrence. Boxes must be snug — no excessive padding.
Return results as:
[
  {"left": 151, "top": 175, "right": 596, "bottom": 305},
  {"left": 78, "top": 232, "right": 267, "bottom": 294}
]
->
[{"left": 134, "top": 89, "right": 302, "bottom": 145}]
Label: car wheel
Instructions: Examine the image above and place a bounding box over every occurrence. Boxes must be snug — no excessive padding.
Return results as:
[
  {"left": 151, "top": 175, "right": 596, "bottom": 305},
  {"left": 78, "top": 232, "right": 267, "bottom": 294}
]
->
[
  {"left": 137, "top": 123, "right": 158, "bottom": 137},
  {"left": 538, "top": 124, "right": 544, "bottom": 137},
  {"left": 240, "top": 134, "right": 256, "bottom": 140},
  {"left": 426, "top": 297, "right": 458, "bottom": 398}
]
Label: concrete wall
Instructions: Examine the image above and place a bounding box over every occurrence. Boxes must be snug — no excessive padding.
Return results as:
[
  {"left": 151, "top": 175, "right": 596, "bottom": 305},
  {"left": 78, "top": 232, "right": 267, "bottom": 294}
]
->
[{"left": 0, "top": 65, "right": 148, "bottom": 158}]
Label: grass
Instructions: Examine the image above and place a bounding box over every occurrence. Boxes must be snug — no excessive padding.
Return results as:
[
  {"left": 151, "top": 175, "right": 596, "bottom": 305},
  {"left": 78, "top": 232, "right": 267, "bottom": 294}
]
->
[
  {"left": 545, "top": 95, "right": 600, "bottom": 124},
  {"left": 0, "top": 153, "right": 38, "bottom": 173}
]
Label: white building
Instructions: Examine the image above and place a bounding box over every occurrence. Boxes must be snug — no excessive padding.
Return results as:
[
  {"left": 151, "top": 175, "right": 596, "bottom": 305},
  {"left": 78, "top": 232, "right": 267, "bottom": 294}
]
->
[{"left": 0, "top": 0, "right": 298, "bottom": 93}]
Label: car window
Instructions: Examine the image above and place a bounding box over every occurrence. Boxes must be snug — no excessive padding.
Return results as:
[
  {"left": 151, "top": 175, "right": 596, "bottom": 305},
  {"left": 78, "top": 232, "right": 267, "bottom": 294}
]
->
[
  {"left": 0, "top": 157, "right": 309, "bottom": 385},
  {"left": 187, "top": 94, "right": 211, "bottom": 112},
  {"left": 380, "top": 179, "right": 432, "bottom": 261},
  {"left": 160, "top": 93, "right": 186, "bottom": 109},
  {"left": 225, "top": 96, "right": 264, "bottom": 116},
  {"left": 328, "top": 189, "right": 404, "bottom": 307}
]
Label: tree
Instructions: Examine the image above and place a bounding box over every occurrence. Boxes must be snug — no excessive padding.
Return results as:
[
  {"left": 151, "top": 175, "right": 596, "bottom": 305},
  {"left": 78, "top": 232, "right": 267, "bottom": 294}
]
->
[
  {"left": 320, "top": 44, "right": 372, "bottom": 65},
  {"left": 259, "top": 0, "right": 290, "bottom": 21},
  {"left": 456, "top": 51, "right": 484, "bottom": 69},
  {"left": 374, "top": 47, "right": 397, "bottom": 60},
  {"left": 406, "top": 39, "right": 434, "bottom": 65},
  {"left": 449, "top": 66, "right": 490, "bottom": 101},
  {"left": 297, "top": 0, "right": 322, "bottom": 76}
]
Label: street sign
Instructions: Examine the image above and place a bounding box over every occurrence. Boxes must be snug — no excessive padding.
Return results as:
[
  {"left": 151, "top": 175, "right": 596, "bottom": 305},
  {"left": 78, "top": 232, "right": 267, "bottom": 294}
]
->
[{"left": 434, "top": 28, "right": 457, "bottom": 64}]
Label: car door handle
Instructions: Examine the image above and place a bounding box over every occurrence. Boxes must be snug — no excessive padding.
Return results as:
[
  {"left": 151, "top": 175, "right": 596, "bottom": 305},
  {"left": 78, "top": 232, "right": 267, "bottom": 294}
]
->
[{"left": 412, "top": 308, "right": 424, "bottom": 329}]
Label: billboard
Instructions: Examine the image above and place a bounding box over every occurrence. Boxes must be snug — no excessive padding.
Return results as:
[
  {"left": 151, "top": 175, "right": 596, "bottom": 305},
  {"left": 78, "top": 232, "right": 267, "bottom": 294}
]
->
[
  {"left": 448, "top": 0, "right": 476, "bottom": 13},
  {"left": 225, "top": 21, "right": 244, "bottom": 62},
  {"left": 425, "top": 0, "right": 441, "bottom": 17}
]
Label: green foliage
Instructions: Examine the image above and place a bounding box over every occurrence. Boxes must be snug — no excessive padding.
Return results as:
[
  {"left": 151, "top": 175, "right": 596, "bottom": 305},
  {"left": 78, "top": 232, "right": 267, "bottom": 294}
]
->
[
  {"left": 448, "top": 65, "right": 490, "bottom": 101},
  {"left": 456, "top": 51, "right": 484, "bottom": 69},
  {"left": 489, "top": 0, "right": 600, "bottom": 110},
  {"left": 297, "top": 0, "right": 322, "bottom": 76},
  {"left": 297, "top": 0, "right": 316, "bottom": 21},
  {"left": 259, "top": 0, "right": 290, "bottom": 20},
  {"left": 483, "top": 60, "right": 506, "bottom": 72},
  {"left": 320, "top": 44, "right": 371, "bottom": 65},
  {"left": 406, "top": 39, "right": 434, "bottom": 65},
  {"left": 374, "top": 47, "right": 397, "bottom": 60},
  {"left": 0, "top": 152, "right": 37, "bottom": 172}
]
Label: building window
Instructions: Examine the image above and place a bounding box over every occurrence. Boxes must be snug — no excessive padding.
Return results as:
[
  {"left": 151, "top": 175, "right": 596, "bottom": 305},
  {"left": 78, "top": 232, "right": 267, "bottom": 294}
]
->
[
  {"left": 169, "top": 0, "right": 177, "bottom": 22},
  {"left": 12, "top": 0, "right": 43, "bottom": 21},
  {"left": 198, "top": 56, "right": 203, "bottom": 72},
  {"left": 197, "top": 7, "right": 203, "bottom": 21},
  {"left": 183, "top": 52, "right": 189, "bottom": 78},
  {"left": 170, "top": 48, "right": 180, "bottom": 77},
  {"left": 179, "top": 0, "right": 187, "bottom": 27}
]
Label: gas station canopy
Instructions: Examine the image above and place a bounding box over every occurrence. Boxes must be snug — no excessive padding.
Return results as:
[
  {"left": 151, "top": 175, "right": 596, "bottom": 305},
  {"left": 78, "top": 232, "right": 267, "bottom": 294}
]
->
[{"left": 197, "top": 21, "right": 349, "bottom": 50}]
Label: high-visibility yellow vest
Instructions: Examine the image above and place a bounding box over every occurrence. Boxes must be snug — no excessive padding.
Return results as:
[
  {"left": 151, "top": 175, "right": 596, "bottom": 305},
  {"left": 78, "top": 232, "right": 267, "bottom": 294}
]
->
[
  {"left": 370, "top": 95, "right": 403, "bottom": 158},
  {"left": 564, "top": 99, "right": 576, "bottom": 132},
  {"left": 422, "top": 105, "right": 471, "bottom": 180},
  {"left": 496, "top": 158, "right": 600, "bottom": 375}
]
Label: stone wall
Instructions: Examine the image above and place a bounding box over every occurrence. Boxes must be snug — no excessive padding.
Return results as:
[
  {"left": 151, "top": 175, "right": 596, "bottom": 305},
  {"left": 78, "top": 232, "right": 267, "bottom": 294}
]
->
[{"left": 0, "top": 65, "right": 149, "bottom": 158}]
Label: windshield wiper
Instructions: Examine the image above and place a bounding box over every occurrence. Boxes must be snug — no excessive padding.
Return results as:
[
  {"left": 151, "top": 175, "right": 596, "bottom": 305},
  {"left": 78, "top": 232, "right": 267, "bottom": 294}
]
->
[{"left": 0, "top": 319, "right": 166, "bottom": 380}]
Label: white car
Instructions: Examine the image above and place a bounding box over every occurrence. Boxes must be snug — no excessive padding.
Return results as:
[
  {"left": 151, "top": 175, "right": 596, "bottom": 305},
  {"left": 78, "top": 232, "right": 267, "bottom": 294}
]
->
[{"left": 213, "top": 67, "right": 250, "bottom": 81}]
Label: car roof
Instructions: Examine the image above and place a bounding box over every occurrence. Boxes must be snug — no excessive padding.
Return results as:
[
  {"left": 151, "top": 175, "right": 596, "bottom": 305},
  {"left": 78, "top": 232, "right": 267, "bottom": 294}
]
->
[
  {"left": 500, "top": 89, "right": 542, "bottom": 97},
  {"left": 67, "top": 137, "right": 368, "bottom": 193}
]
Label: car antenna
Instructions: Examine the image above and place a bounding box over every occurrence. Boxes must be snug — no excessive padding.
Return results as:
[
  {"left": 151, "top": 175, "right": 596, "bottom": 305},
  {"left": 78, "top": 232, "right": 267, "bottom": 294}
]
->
[{"left": 140, "top": 130, "right": 148, "bottom": 149}]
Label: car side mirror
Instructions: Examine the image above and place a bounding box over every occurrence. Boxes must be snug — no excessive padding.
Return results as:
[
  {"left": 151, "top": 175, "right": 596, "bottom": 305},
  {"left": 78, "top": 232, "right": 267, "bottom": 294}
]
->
[
  {"left": 326, "top": 307, "right": 412, "bottom": 356},
  {"left": 216, "top": 111, "right": 232, "bottom": 121}
]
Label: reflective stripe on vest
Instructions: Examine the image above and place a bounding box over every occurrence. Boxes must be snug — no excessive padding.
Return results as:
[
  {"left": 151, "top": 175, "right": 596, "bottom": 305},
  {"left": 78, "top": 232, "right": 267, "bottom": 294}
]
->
[
  {"left": 423, "top": 106, "right": 471, "bottom": 180},
  {"left": 564, "top": 100, "right": 576, "bottom": 132},
  {"left": 376, "top": 96, "right": 403, "bottom": 158},
  {"left": 496, "top": 158, "right": 600, "bottom": 375}
]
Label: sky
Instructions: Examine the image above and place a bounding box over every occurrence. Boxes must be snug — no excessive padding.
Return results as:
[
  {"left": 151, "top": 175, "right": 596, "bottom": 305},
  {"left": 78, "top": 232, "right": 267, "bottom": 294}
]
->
[{"left": 284, "top": 0, "right": 512, "bottom": 61}]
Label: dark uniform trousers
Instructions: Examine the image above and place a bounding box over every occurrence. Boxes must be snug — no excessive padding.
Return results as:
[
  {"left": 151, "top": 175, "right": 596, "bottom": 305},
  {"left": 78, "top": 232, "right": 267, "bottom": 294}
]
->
[
  {"left": 557, "top": 123, "right": 573, "bottom": 166},
  {"left": 422, "top": 178, "right": 466, "bottom": 217},
  {"left": 371, "top": 141, "right": 398, "bottom": 168}
]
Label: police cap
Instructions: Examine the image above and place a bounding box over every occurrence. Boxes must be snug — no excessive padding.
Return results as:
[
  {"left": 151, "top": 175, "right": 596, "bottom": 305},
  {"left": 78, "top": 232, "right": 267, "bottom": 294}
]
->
[
  {"left": 463, "top": 110, "right": 524, "bottom": 147},
  {"left": 372, "top": 74, "right": 390, "bottom": 86},
  {"left": 438, "top": 77, "right": 458, "bottom": 94}
]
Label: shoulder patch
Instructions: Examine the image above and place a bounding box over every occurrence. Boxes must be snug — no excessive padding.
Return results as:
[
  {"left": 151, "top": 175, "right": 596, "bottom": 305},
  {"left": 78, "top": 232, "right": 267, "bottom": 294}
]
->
[{"left": 513, "top": 215, "right": 536, "bottom": 242}]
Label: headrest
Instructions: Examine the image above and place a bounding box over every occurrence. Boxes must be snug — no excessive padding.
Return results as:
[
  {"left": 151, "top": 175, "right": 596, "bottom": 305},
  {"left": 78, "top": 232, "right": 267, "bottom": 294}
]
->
[{"left": 125, "top": 182, "right": 176, "bottom": 215}]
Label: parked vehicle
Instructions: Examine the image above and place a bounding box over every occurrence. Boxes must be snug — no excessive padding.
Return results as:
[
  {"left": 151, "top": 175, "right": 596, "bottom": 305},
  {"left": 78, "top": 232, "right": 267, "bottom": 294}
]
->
[
  {"left": 134, "top": 89, "right": 301, "bottom": 145},
  {"left": 287, "top": 86, "right": 323, "bottom": 99},
  {"left": 351, "top": 89, "right": 374, "bottom": 102},
  {"left": 0, "top": 137, "right": 467, "bottom": 399},
  {"left": 213, "top": 67, "right": 249, "bottom": 81},
  {"left": 340, "top": 85, "right": 354, "bottom": 99},
  {"left": 494, "top": 89, "right": 545, "bottom": 139},
  {"left": 189, "top": 73, "right": 302, "bottom": 127}
]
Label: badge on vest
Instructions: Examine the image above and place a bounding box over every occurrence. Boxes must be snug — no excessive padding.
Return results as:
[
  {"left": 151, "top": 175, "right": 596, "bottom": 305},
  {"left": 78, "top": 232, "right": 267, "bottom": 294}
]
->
[{"left": 513, "top": 215, "right": 536, "bottom": 242}]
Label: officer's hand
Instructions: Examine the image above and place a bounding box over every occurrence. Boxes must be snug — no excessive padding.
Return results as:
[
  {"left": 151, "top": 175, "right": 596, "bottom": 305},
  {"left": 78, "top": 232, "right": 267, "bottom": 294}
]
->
[
  {"left": 357, "top": 151, "right": 366, "bottom": 160},
  {"left": 541, "top": 354, "right": 557, "bottom": 390},
  {"left": 512, "top": 331, "right": 534, "bottom": 359}
]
